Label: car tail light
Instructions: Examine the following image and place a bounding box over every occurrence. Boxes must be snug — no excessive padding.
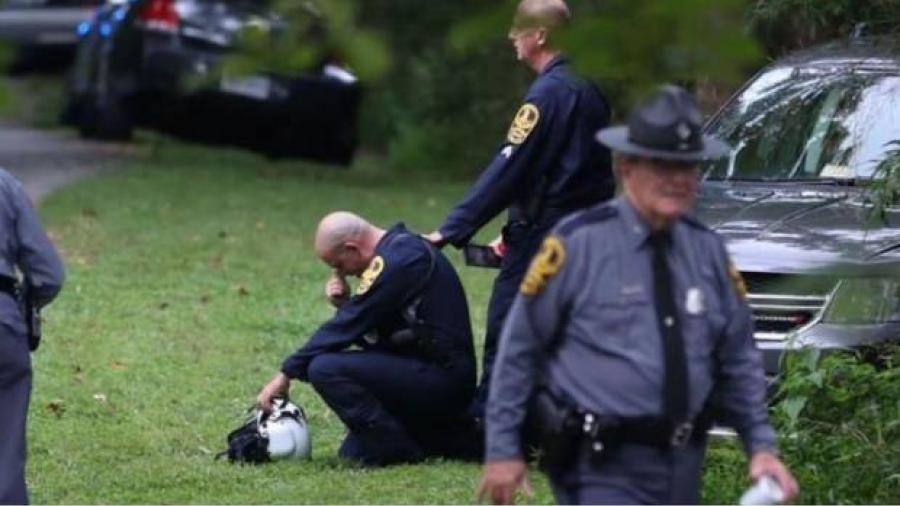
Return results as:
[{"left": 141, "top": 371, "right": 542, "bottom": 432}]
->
[{"left": 138, "top": 0, "right": 180, "bottom": 33}]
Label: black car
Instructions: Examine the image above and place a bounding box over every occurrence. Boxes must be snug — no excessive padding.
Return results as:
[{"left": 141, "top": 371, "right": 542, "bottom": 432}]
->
[
  {"left": 62, "top": 0, "right": 361, "bottom": 164},
  {"left": 697, "top": 35, "right": 900, "bottom": 379}
]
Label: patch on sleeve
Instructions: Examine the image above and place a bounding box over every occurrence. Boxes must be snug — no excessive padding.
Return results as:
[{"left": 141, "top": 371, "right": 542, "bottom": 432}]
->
[
  {"left": 356, "top": 256, "right": 385, "bottom": 295},
  {"left": 728, "top": 261, "right": 747, "bottom": 299},
  {"left": 506, "top": 103, "right": 540, "bottom": 145},
  {"left": 520, "top": 236, "right": 566, "bottom": 295}
]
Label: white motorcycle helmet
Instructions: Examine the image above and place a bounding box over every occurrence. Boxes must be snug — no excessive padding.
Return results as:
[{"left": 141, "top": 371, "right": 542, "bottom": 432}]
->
[{"left": 258, "top": 398, "right": 312, "bottom": 460}]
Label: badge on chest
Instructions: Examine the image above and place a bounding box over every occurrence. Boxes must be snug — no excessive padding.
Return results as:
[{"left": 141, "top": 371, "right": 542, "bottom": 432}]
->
[{"left": 685, "top": 287, "right": 705, "bottom": 315}]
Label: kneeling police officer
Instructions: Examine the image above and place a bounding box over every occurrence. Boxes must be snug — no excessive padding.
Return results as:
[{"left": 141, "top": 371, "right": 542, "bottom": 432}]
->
[
  {"left": 478, "top": 87, "right": 799, "bottom": 504},
  {"left": 257, "top": 211, "right": 476, "bottom": 466}
]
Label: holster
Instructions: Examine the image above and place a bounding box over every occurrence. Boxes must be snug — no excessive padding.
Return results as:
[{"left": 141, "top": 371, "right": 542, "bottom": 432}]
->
[
  {"left": 1, "top": 276, "right": 41, "bottom": 352},
  {"left": 388, "top": 325, "right": 450, "bottom": 368},
  {"left": 26, "top": 302, "right": 41, "bottom": 352},
  {"left": 524, "top": 387, "right": 578, "bottom": 470}
]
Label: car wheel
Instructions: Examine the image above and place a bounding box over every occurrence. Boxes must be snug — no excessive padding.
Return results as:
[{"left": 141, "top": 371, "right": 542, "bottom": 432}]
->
[{"left": 79, "top": 95, "right": 134, "bottom": 141}]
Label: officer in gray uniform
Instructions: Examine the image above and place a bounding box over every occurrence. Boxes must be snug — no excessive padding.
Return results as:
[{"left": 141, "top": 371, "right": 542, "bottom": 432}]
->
[
  {"left": 0, "top": 169, "right": 64, "bottom": 504},
  {"left": 477, "top": 86, "right": 799, "bottom": 505}
]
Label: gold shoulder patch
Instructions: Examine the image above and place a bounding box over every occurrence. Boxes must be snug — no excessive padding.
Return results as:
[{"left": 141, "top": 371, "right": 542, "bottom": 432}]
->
[
  {"left": 728, "top": 261, "right": 747, "bottom": 299},
  {"left": 506, "top": 103, "right": 540, "bottom": 145},
  {"left": 520, "top": 236, "right": 566, "bottom": 295},
  {"left": 356, "top": 256, "right": 385, "bottom": 295}
]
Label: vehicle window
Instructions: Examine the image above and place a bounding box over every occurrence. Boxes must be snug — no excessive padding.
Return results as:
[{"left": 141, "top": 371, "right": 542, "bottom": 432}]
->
[{"left": 705, "top": 66, "right": 900, "bottom": 180}]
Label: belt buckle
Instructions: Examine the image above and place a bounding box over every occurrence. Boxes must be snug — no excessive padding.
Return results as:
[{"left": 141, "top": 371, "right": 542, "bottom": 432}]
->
[{"left": 670, "top": 422, "right": 693, "bottom": 448}]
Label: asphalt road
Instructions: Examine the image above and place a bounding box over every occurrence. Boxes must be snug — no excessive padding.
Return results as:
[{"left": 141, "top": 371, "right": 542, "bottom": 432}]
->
[{"left": 0, "top": 122, "right": 137, "bottom": 203}]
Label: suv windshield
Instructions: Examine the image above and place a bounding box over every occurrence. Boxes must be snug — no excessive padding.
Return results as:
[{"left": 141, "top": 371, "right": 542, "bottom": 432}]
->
[{"left": 704, "top": 65, "right": 900, "bottom": 181}]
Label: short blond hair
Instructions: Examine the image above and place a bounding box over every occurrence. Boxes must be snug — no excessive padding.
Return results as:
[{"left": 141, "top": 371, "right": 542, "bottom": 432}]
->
[{"left": 510, "top": 0, "right": 571, "bottom": 37}]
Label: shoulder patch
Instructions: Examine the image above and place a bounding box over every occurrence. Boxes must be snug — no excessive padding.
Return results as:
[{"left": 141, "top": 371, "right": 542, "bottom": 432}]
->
[
  {"left": 727, "top": 260, "right": 747, "bottom": 300},
  {"left": 557, "top": 205, "right": 618, "bottom": 237},
  {"left": 507, "top": 103, "right": 540, "bottom": 145},
  {"left": 356, "top": 255, "right": 385, "bottom": 295},
  {"left": 520, "top": 235, "right": 566, "bottom": 295}
]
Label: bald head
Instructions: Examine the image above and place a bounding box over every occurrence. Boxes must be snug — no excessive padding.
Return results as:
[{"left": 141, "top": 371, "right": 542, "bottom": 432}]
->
[
  {"left": 511, "top": 0, "right": 571, "bottom": 37},
  {"left": 314, "top": 211, "right": 385, "bottom": 276},
  {"left": 315, "top": 211, "right": 369, "bottom": 257}
]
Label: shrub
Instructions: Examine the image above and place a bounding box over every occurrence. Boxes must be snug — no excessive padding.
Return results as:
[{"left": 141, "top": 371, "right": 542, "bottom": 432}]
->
[{"left": 773, "top": 345, "right": 900, "bottom": 503}]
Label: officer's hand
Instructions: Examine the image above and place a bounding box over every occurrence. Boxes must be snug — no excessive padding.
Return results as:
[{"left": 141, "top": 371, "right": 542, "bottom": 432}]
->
[
  {"left": 423, "top": 231, "right": 444, "bottom": 246},
  {"left": 325, "top": 271, "right": 350, "bottom": 308},
  {"left": 749, "top": 451, "right": 799, "bottom": 503},
  {"left": 488, "top": 235, "right": 507, "bottom": 257},
  {"left": 476, "top": 459, "right": 533, "bottom": 505},
  {"left": 256, "top": 372, "right": 290, "bottom": 413}
]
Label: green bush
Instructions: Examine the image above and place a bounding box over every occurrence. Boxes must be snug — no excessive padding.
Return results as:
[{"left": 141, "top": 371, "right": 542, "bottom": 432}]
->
[
  {"left": 773, "top": 345, "right": 900, "bottom": 503},
  {"left": 377, "top": 44, "right": 525, "bottom": 176}
]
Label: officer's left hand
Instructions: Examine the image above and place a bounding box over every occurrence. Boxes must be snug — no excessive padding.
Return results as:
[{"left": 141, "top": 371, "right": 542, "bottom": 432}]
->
[
  {"left": 256, "top": 372, "right": 291, "bottom": 413},
  {"left": 749, "top": 450, "right": 799, "bottom": 502},
  {"left": 476, "top": 459, "right": 533, "bottom": 505}
]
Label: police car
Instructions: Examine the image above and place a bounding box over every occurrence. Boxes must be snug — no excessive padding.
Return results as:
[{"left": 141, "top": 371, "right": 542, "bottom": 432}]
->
[{"left": 61, "top": 0, "right": 360, "bottom": 165}]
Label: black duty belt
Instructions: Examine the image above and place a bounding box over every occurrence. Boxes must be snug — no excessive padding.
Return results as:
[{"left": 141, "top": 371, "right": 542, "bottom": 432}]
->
[
  {"left": 563, "top": 411, "right": 714, "bottom": 452},
  {"left": 0, "top": 276, "right": 17, "bottom": 297}
]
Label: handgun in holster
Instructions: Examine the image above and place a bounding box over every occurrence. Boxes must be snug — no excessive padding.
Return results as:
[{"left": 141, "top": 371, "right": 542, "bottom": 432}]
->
[
  {"left": 19, "top": 279, "right": 42, "bottom": 352},
  {"left": 524, "top": 387, "right": 579, "bottom": 471}
]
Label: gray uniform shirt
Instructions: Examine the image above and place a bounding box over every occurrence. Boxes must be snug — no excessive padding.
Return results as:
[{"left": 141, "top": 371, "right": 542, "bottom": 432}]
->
[
  {"left": 0, "top": 169, "right": 64, "bottom": 332},
  {"left": 486, "top": 197, "right": 776, "bottom": 460}
]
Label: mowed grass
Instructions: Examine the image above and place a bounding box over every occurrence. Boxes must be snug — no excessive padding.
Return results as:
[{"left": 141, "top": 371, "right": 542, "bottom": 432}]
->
[{"left": 28, "top": 140, "right": 747, "bottom": 503}]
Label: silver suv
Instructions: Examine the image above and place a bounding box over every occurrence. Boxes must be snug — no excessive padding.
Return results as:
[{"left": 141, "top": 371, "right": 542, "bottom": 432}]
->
[{"left": 697, "top": 35, "right": 900, "bottom": 378}]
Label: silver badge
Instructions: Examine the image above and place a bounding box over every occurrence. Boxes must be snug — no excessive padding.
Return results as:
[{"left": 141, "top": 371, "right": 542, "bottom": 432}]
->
[
  {"left": 685, "top": 287, "right": 705, "bottom": 315},
  {"left": 500, "top": 145, "right": 514, "bottom": 159},
  {"left": 677, "top": 122, "right": 692, "bottom": 141}
]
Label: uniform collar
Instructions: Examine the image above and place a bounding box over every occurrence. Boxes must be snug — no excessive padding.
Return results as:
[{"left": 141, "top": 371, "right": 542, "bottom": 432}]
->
[
  {"left": 377, "top": 223, "right": 407, "bottom": 251},
  {"left": 540, "top": 54, "right": 568, "bottom": 75},
  {"left": 615, "top": 197, "right": 684, "bottom": 252}
]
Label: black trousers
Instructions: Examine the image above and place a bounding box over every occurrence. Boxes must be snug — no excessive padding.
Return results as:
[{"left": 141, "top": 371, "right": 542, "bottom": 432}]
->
[
  {"left": 307, "top": 350, "right": 475, "bottom": 466},
  {"left": 471, "top": 221, "right": 551, "bottom": 418},
  {"left": 0, "top": 324, "right": 31, "bottom": 505},
  {"left": 546, "top": 438, "right": 708, "bottom": 505}
]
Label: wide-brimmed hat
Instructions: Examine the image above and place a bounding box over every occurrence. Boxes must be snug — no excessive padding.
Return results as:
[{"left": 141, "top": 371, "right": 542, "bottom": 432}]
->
[{"left": 596, "top": 85, "right": 730, "bottom": 162}]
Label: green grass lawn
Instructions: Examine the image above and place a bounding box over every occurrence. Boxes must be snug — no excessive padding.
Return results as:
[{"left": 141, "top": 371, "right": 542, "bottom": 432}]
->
[{"left": 27, "top": 140, "right": 747, "bottom": 503}]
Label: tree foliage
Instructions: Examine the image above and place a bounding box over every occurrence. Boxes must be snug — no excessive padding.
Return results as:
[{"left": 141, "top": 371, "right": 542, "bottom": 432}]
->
[
  {"left": 223, "top": 0, "right": 389, "bottom": 81},
  {"left": 748, "top": 0, "right": 900, "bottom": 55}
]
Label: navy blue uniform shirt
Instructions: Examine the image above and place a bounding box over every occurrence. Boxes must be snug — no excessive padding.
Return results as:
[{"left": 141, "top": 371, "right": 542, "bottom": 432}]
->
[
  {"left": 438, "top": 56, "right": 614, "bottom": 246},
  {"left": 282, "top": 224, "right": 476, "bottom": 382}
]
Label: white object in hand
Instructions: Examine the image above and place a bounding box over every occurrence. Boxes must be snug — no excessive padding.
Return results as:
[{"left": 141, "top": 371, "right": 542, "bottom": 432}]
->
[{"left": 739, "top": 476, "right": 785, "bottom": 505}]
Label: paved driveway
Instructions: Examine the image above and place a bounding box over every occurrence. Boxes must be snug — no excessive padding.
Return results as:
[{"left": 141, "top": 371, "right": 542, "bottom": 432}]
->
[{"left": 0, "top": 122, "right": 137, "bottom": 203}]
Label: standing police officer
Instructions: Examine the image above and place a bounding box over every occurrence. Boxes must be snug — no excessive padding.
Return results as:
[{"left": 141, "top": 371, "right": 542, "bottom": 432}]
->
[
  {"left": 0, "top": 169, "right": 64, "bottom": 504},
  {"left": 425, "top": 0, "right": 614, "bottom": 420},
  {"left": 477, "top": 86, "right": 799, "bottom": 504},
  {"left": 257, "top": 212, "right": 476, "bottom": 466}
]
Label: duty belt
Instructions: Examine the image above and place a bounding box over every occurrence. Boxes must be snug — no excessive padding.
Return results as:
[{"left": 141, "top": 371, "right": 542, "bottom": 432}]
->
[{"left": 564, "top": 411, "right": 714, "bottom": 453}]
